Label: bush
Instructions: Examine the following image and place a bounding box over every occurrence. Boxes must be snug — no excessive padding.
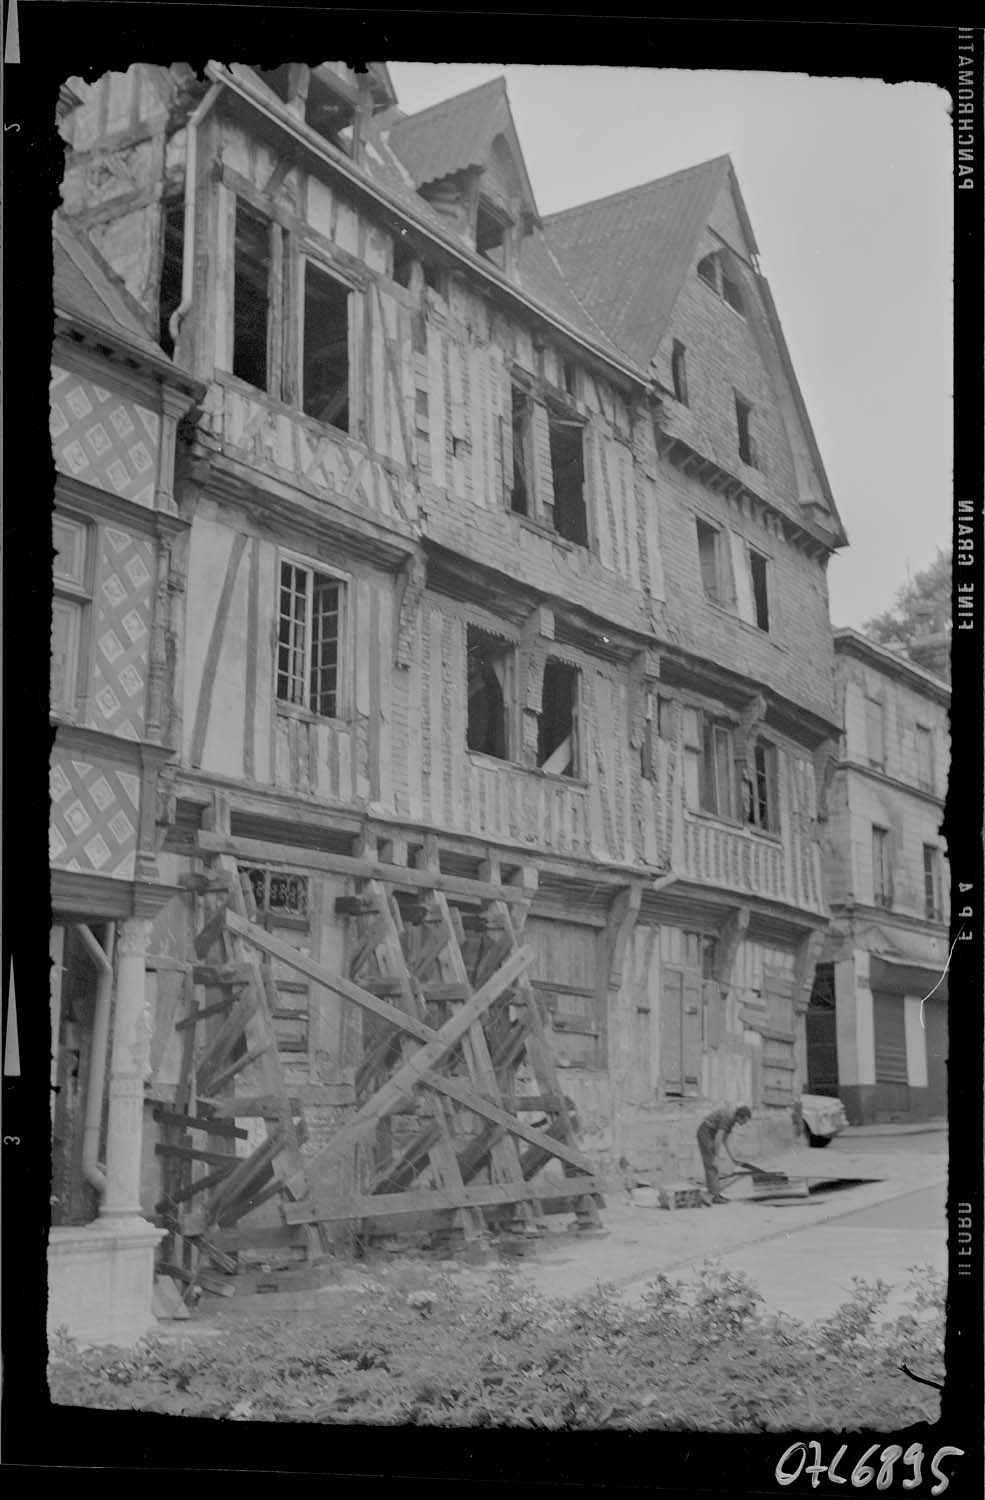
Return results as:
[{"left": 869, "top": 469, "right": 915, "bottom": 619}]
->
[{"left": 48, "top": 1263, "right": 944, "bottom": 1430}]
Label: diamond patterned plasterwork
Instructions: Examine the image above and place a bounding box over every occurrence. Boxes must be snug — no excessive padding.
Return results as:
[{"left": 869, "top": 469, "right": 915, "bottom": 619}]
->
[
  {"left": 49, "top": 751, "right": 138, "bottom": 879},
  {"left": 50, "top": 366, "right": 159, "bottom": 508},
  {"left": 84, "top": 526, "right": 155, "bottom": 740}
]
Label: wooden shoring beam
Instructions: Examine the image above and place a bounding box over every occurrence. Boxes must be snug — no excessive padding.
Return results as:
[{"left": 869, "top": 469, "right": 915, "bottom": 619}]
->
[
  {"left": 223, "top": 906, "right": 596, "bottom": 1186},
  {"left": 195, "top": 830, "right": 531, "bottom": 904},
  {"left": 283, "top": 1175, "right": 602, "bottom": 1226},
  {"left": 360, "top": 883, "right": 487, "bottom": 1245}
]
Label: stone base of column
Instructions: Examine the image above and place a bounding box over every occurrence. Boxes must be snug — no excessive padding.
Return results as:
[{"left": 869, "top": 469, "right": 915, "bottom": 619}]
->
[{"left": 47, "top": 1218, "right": 166, "bottom": 1348}]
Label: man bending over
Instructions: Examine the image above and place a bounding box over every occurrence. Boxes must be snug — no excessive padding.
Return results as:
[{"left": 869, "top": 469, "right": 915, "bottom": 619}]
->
[{"left": 696, "top": 1104, "right": 752, "bottom": 1203}]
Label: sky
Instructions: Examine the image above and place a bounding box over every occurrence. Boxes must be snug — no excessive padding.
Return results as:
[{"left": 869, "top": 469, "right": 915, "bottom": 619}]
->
[{"left": 389, "top": 63, "right": 953, "bottom": 630}]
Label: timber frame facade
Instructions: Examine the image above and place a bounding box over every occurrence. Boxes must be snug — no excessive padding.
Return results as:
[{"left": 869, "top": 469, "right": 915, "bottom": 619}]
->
[{"left": 51, "top": 62, "right": 850, "bottom": 1328}]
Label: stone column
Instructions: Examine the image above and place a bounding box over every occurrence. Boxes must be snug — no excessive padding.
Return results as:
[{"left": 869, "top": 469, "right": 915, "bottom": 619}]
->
[{"left": 100, "top": 916, "right": 152, "bottom": 1222}]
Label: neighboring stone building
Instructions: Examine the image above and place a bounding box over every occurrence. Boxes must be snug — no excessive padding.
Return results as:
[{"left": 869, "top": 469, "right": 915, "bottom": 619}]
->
[
  {"left": 51, "top": 63, "right": 850, "bottom": 1337},
  {"left": 809, "top": 629, "right": 950, "bottom": 1124},
  {"left": 48, "top": 219, "right": 202, "bottom": 1341}
]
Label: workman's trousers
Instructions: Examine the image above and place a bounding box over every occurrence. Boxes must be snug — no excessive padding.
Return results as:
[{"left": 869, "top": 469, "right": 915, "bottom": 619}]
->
[{"left": 696, "top": 1125, "right": 721, "bottom": 1197}]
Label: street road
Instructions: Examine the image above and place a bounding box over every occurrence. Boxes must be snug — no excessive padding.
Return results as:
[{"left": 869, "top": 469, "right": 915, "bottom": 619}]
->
[{"left": 699, "top": 1178, "right": 947, "bottom": 1322}]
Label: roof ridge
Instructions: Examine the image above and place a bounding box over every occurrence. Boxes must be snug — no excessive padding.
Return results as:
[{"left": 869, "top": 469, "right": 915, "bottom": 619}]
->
[
  {"left": 543, "top": 153, "right": 731, "bottom": 227},
  {"left": 390, "top": 74, "right": 507, "bottom": 130}
]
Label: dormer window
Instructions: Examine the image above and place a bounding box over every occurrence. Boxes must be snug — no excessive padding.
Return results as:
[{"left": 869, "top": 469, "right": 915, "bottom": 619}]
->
[
  {"left": 306, "top": 70, "right": 356, "bottom": 149},
  {"left": 476, "top": 199, "right": 511, "bottom": 268}
]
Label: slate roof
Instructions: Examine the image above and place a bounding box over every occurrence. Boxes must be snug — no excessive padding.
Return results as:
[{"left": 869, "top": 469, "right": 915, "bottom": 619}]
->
[
  {"left": 387, "top": 76, "right": 509, "bottom": 188},
  {"left": 542, "top": 155, "right": 731, "bottom": 370},
  {"left": 386, "top": 75, "right": 538, "bottom": 220},
  {"left": 53, "top": 218, "right": 186, "bottom": 379}
]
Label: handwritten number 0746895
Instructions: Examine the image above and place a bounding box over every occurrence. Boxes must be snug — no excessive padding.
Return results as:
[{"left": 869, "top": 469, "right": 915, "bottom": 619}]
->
[{"left": 776, "top": 1442, "right": 964, "bottom": 1494}]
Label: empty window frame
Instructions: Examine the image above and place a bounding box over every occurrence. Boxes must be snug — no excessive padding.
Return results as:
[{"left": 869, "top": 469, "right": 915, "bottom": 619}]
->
[
  {"left": 476, "top": 200, "right": 508, "bottom": 266},
  {"left": 548, "top": 412, "right": 588, "bottom": 545},
  {"left": 538, "top": 659, "right": 579, "bottom": 777},
  {"left": 302, "top": 260, "right": 351, "bottom": 431},
  {"left": 915, "top": 724, "right": 934, "bottom": 791},
  {"left": 721, "top": 265, "right": 744, "bottom": 314},
  {"left": 467, "top": 627, "right": 513, "bottom": 760},
  {"left": 509, "top": 385, "right": 532, "bottom": 515},
  {"left": 276, "top": 560, "right": 344, "bottom": 718},
  {"left": 749, "top": 548, "right": 770, "bottom": 631},
  {"left": 865, "top": 696, "right": 885, "bottom": 770},
  {"left": 735, "top": 396, "right": 757, "bottom": 467},
  {"left": 671, "top": 340, "right": 689, "bottom": 406},
  {"left": 749, "top": 739, "right": 780, "bottom": 833},
  {"left": 51, "top": 514, "right": 91, "bottom": 716},
  {"left": 923, "top": 844, "right": 942, "bottom": 920},
  {"left": 696, "top": 517, "right": 729, "bottom": 605},
  {"left": 562, "top": 359, "right": 577, "bottom": 398},
  {"left": 701, "top": 719, "right": 737, "bottom": 820},
  {"left": 872, "top": 825, "right": 892, "bottom": 908},
  {"left": 232, "top": 202, "right": 273, "bottom": 390},
  {"left": 158, "top": 194, "right": 185, "bottom": 356},
  {"left": 697, "top": 252, "right": 718, "bottom": 290}
]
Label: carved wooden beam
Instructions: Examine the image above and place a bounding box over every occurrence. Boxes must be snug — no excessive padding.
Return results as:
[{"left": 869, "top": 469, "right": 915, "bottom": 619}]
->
[
  {"left": 792, "top": 930, "right": 826, "bottom": 1015},
  {"left": 602, "top": 884, "right": 644, "bottom": 994},
  {"left": 713, "top": 907, "right": 750, "bottom": 992},
  {"left": 628, "top": 648, "right": 661, "bottom": 751},
  {"left": 811, "top": 737, "right": 839, "bottom": 821},
  {"left": 394, "top": 553, "right": 427, "bottom": 670}
]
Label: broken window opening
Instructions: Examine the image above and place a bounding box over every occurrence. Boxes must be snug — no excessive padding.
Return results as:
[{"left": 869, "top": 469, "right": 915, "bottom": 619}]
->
[
  {"left": 722, "top": 268, "right": 745, "bottom": 315},
  {"left": 671, "top": 340, "right": 689, "bottom": 406},
  {"left": 158, "top": 195, "right": 185, "bottom": 357},
  {"left": 697, "top": 252, "right": 718, "bottom": 290},
  {"left": 233, "top": 202, "right": 271, "bottom": 390},
  {"left": 696, "top": 517, "right": 726, "bottom": 604},
  {"left": 476, "top": 200, "right": 507, "bottom": 264},
  {"left": 393, "top": 238, "right": 416, "bottom": 289},
  {"left": 549, "top": 414, "right": 587, "bottom": 546},
  {"left": 749, "top": 549, "right": 770, "bottom": 631},
  {"left": 305, "top": 74, "right": 355, "bottom": 149},
  {"left": 700, "top": 719, "right": 737, "bottom": 819},
  {"left": 538, "top": 659, "right": 579, "bottom": 777},
  {"left": 735, "top": 396, "right": 757, "bottom": 468},
  {"left": 467, "top": 628, "right": 512, "bottom": 761},
  {"left": 276, "top": 560, "right": 343, "bottom": 719},
  {"left": 562, "top": 359, "right": 577, "bottom": 398},
  {"left": 872, "top": 825, "right": 892, "bottom": 908},
  {"left": 302, "top": 261, "right": 351, "bottom": 431},
  {"left": 510, "top": 386, "right": 532, "bottom": 515}
]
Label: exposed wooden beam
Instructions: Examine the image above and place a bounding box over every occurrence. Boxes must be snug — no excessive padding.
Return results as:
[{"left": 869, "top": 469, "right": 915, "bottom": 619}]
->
[
  {"left": 189, "top": 532, "right": 249, "bottom": 769},
  {"left": 194, "top": 830, "right": 530, "bottom": 903},
  {"left": 283, "top": 1174, "right": 601, "bottom": 1226}
]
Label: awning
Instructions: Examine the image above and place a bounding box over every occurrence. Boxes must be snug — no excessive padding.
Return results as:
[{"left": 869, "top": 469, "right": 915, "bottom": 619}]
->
[{"left": 869, "top": 953, "right": 947, "bottom": 1002}]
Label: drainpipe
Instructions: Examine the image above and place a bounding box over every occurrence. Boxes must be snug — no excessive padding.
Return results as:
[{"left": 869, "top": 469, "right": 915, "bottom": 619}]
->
[
  {"left": 76, "top": 922, "right": 116, "bottom": 1197},
  {"left": 168, "top": 79, "right": 226, "bottom": 351}
]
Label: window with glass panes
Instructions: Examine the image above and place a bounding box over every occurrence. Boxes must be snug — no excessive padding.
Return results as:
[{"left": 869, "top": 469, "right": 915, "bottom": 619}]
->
[
  {"left": 52, "top": 514, "right": 91, "bottom": 715},
  {"left": 276, "top": 560, "right": 342, "bottom": 718}
]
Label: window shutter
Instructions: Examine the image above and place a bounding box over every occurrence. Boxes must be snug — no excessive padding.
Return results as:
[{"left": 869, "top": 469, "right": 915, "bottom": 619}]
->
[
  {"left": 530, "top": 400, "right": 555, "bottom": 518},
  {"left": 768, "top": 744, "right": 781, "bottom": 832},
  {"left": 873, "top": 993, "right": 908, "bottom": 1084},
  {"left": 500, "top": 409, "right": 514, "bottom": 499},
  {"left": 661, "top": 967, "right": 684, "bottom": 1092},
  {"left": 683, "top": 977, "right": 702, "bottom": 1094},
  {"left": 729, "top": 532, "right": 755, "bottom": 623}
]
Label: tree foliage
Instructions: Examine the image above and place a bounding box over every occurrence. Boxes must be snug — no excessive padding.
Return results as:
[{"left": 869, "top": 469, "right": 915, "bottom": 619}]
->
[{"left": 862, "top": 549, "right": 951, "bottom": 656}]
